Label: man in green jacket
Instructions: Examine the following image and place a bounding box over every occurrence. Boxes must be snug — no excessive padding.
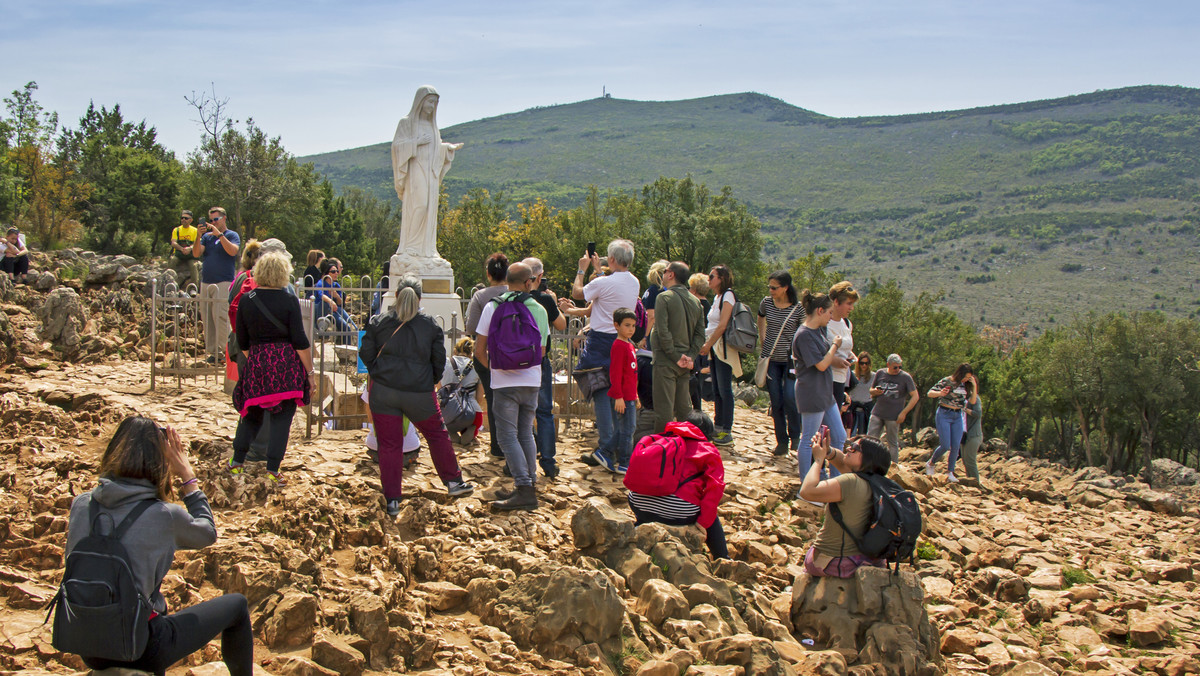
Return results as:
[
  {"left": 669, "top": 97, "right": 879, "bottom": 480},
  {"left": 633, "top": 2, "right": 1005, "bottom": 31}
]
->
[{"left": 650, "top": 261, "right": 705, "bottom": 433}]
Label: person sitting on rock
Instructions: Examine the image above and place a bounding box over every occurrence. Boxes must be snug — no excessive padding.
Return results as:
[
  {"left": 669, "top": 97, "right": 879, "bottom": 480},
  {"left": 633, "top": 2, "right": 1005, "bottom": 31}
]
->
[
  {"left": 625, "top": 411, "right": 728, "bottom": 559},
  {"left": 0, "top": 226, "right": 30, "bottom": 284},
  {"left": 798, "top": 432, "right": 891, "bottom": 578},
  {"left": 63, "top": 416, "right": 252, "bottom": 675}
]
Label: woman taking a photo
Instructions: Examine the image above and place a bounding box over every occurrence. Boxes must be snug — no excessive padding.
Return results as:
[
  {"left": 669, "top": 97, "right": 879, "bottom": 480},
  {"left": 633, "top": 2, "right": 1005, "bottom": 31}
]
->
[
  {"left": 362, "top": 275, "right": 475, "bottom": 516},
  {"left": 792, "top": 289, "right": 846, "bottom": 496},
  {"left": 227, "top": 252, "right": 313, "bottom": 484},
  {"left": 757, "top": 271, "right": 804, "bottom": 456},
  {"left": 700, "top": 265, "right": 739, "bottom": 447},
  {"left": 848, "top": 351, "right": 876, "bottom": 435},
  {"left": 926, "top": 363, "right": 975, "bottom": 482},
  {"left": 798, "top": 432, "right": 891, "bottom": 577},
  {"left": 62, "top": 417, "right": 252, "bottom": 674}
]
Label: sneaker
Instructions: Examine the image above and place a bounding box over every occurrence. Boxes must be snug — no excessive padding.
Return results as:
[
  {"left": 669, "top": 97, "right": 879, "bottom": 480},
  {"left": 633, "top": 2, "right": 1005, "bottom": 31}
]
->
[
  {"left": 615, "top": 463, "right": 628, "bottom": 475},
  {"left": 713, "top": 432, "right": 734, "bottom": 447},
  {"left": 266, "top": 470, "right": 284, "bottom": 485},
  {"left": 947, "top": 473, "right": 959, "bottom": 484},
  {"left": 386, "top": 499, "right": 403, "bottom": 517},
  {"left": 772, "top": 443, "right": 788, "bottom": 456},
  {"left": 225, "top": 458, "right": 244, "bottom": 475},
  {"left": 580, "top": 452, "right": 600, "bottom": 466},
  {"left": 925, "top": 460, "right": 935, "bottom": 476},
  {"left": 365, "top": 431, "right": 378, "bottom": 451},
  {"left": 446, "top": 479, "right": 475, "bottom": 497},
  {"left": 592, "top": 449, "right": 616, "bottom": 473}
]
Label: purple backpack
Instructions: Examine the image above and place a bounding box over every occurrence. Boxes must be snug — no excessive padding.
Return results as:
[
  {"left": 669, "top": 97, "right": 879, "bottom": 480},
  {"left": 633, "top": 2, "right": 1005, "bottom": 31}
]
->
[{"left": 486, "top": 292, "right": 543, "bottom": 370}]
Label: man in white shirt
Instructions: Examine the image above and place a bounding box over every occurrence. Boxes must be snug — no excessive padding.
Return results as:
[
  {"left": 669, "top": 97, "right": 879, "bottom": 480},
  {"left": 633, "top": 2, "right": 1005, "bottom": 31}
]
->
[{"left": 559, "top": 240, "right": 639, "bottom": 470}]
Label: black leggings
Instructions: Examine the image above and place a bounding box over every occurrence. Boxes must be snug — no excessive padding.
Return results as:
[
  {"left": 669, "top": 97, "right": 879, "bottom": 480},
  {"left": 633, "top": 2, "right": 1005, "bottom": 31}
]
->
[
  {"left": 233, "top": 400, "right": 297, "bottom": 472},
  {"left": 474, "top": 357, "right": 501, "bottom": 456},
  {"left": 83, "top": 593, "right": 252, "bottom": 676},
  {"left": 629, "top": 503, "right": 729, "bottom": 560}
]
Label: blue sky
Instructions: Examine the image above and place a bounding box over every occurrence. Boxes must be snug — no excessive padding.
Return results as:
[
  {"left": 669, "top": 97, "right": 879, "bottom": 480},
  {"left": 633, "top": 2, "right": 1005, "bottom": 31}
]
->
[{"left": 3, "top": 1, "right": 1198, "bottom": 157}]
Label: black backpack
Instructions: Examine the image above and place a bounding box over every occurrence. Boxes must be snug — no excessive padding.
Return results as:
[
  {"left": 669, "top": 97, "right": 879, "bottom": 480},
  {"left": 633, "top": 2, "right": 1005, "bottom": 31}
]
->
[
  {"left": 829, "top": 473, "right": 922, "bottom": 572},
  {"left": 48, "top": 498, "right": 157, "bottom": 661}
]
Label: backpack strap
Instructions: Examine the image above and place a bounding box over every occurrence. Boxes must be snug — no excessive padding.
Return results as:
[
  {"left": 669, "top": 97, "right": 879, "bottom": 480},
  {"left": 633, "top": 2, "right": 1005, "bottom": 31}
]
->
[{"left": 248, "top": 292, "right": 287, "bottom": 334}]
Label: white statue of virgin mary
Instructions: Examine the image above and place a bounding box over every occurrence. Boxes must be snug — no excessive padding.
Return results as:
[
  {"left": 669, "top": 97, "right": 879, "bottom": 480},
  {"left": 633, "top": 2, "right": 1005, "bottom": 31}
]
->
[{"left": 391, "top": 85, "right": 463, "bottom": 259}]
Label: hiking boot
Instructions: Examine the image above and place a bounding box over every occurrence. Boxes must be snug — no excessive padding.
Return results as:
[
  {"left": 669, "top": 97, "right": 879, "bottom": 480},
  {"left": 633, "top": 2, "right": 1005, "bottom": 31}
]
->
[
  {"left": 446, "top": 479, "right": 475, "bottom": 497},
  {"left": 492, "top": 485, "right": 538, "bottom": 511},
  {"left": 713, "top": 432, "right": 734, "bottom": 447},
  {"left": 225, "top": 458, "right": 244, "bottom": 475},
  {"left": 772, "top": 443, "right": 788, "bottom": 456},
  {"left": 925, "top": 460, "right": 935, "bottom": 476},
  {"left": 592, "top": 449, "right": 616, "bottom": 473},
  {"left": 542, "top": 463, "right": 560, "bottom": 480},
  {"left": 386, "top": 499, "right": 403, "bottom": 517}
]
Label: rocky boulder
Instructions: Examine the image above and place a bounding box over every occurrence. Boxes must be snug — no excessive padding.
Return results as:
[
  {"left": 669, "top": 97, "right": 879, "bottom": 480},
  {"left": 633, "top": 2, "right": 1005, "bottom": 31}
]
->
[
  {"left": 255, "top": 588, "right": 318, "bottom": 648},
  {"left": 915, "top": 427, "right": 938, "bottom": 449},
  {"left": 791, "top": 566, "right": 941, "bottom": 676},
  {"left": 1152, "top": 458, "right": 1199, "bottom": 486},
  {"left": 37, "top": 287, "right": 88, "bottom": 355}
]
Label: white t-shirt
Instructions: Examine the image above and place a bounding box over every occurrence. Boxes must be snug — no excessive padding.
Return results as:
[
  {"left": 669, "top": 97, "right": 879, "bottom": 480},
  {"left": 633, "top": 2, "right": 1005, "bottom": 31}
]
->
[
  {"left": 582, "top": 270, "right": 639, "bottom": 334},
  {"left": 706, "top": 290, "right": 736, "bottom": 338},
  {"left": 0, "top": 234, "right": 26, "bottom": 256},
  {"left": 826, "top": 318, "right": 854, "bottom": 384},
  {"left": 476, "top": 299, "right": 544, "bottom": 389}
]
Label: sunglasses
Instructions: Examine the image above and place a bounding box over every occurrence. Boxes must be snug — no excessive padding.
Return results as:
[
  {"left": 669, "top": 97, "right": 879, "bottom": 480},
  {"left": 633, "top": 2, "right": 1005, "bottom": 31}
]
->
[
  {"left": 209, "top": 214, "right": 223, "bottom": 221},
  {"left": 768, "top": 285, "right": 782, "bottom": 291}
]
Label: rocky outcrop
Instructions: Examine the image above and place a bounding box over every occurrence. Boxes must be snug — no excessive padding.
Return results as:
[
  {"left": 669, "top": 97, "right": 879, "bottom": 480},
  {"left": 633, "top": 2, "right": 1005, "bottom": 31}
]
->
[
  {"left": 36, "top": 287, "right": 87, "bottom": 356},
  {"left": 791, "top": 566, "right": 941, "bottom": 676}
]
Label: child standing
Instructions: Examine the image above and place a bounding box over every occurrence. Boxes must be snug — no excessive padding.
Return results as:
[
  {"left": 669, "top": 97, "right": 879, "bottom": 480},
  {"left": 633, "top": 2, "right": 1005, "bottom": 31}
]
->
[{"left": 607, "top": 307, "right": 640, "bottom": 473}]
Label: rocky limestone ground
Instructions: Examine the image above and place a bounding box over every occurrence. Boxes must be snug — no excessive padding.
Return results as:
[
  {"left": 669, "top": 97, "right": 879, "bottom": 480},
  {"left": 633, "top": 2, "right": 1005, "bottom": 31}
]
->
[{"left": 0, "top": 281, "right": 1198, "bottom": 676}]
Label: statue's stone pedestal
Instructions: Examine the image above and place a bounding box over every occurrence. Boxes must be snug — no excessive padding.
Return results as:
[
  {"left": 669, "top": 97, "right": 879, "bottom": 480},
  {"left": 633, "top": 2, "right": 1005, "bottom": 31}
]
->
[{"left": 387, "top": 252, "right": 465, "bottom": 343}]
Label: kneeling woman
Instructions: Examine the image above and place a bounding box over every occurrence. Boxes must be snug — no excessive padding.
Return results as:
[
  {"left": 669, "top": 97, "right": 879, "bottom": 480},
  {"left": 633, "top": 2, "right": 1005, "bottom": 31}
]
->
[
  {"left": 64, "top": 417, "right": 252, "bottom": 675},
  {"left": 798, "top": 433, "right": 892, "bottom": 577},
  {"left": 625, "top": 412, "right": 728, "bottom": 559},
  {"left": 361, "top": 275, "right": 475, "bottom": 516}
]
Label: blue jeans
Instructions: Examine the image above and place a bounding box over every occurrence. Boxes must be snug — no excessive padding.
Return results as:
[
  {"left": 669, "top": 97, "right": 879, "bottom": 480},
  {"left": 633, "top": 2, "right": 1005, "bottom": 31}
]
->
[
  {"left": 535, "top": 355, "right": 556, "bottom": 470},
  {"left": 850, "top": 400, "right": 874, "bottom": 436},
  {"left": 766, "top": 361, "right": 798, "bottom": 446},
  {"left": 711, "top": 353, "right": 734, "bottom": 431},
  {"left": 613, "top": 401, "right": 637, "bottom": 466},
  {"left": 577, "top": 331, "right": 618, "bottom": 454},
  {"left": 324, "top": 307, "right": 358, "bottom": 346},
  {"left": 930, "top": 406, "right": 964, "bottom": 474},
  {"left": 798, "top": 402, "right": 846, "bottom": 481}
]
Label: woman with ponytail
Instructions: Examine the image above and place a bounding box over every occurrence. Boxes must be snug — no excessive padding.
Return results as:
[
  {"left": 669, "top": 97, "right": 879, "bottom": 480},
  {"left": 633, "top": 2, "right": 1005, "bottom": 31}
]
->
[
  {"left": 791, "top": 289, "right": 846, "bottom": 502},
  {"left": 361, "top": 275, "right": 475, "bottom": 516}
]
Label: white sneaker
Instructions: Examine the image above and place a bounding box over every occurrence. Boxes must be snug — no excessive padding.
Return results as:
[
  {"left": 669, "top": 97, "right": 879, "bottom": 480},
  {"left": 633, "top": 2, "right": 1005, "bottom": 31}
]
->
[
  {"left": 947, "top": 472, "right": 959, "bottom": 483},
  {"left": 925, "top": 460, "right": 935, "bottom": 476},
  {"left": 365, "top": 430, "right": 378, "bottom": 451}
]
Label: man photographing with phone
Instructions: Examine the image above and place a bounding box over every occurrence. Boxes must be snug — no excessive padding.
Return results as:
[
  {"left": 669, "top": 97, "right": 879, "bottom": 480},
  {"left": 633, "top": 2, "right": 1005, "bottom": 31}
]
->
[{"left": 192, "top": 207, "right": 241, "bottom": 364}]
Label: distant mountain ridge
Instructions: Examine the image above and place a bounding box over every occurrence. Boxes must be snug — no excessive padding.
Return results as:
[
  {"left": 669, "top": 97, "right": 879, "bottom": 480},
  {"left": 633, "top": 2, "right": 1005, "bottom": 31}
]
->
[{"left": 302, "top": 85, "right": 1200, "bottom": 329}]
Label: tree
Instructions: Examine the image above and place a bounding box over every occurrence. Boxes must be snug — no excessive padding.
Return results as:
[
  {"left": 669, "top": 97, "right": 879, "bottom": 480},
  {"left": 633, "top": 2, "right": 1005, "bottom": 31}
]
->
[
  {"left": 309, "top": 180, "right": 369, "bottom": 274},
  {"left": 437, "top": 188, "right": 512, "bottom": 291},
  {"left": 184, "top": 86, "right": 319, "bottom": 241},
  {"left": 58, "top": 103, "right": 180, "bottom": 257},
  {"left": 3, "top": 82, "right": 84, "bottom": 247},
  {"left": 342, "top": 186, "right": 401, "bottom": 272},
  {"left": 786, "top": 249, "right": 845, "bottom": 295}
]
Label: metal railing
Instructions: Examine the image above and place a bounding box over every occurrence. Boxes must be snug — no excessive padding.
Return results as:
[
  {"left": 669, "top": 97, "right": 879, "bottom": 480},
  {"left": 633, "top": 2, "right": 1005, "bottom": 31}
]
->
[{"left": 148, "top": 273, "right": 602, "bottom": 440}]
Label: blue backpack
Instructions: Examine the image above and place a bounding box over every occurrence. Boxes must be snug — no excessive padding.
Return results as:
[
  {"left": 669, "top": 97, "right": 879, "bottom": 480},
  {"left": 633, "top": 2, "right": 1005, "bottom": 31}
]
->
[{"left": 486, "top": 292, "right": 543, "bottom": 370}]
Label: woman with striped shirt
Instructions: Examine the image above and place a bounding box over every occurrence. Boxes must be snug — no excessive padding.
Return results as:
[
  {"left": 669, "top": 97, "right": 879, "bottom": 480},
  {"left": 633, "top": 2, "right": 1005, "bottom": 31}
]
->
[{"left": 757, "top": 271, "right": 805, "bottom": 456}]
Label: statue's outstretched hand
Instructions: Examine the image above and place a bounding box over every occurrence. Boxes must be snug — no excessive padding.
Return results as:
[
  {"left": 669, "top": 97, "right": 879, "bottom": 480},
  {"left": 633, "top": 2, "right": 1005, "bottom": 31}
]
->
[{"left": 448, "top": 142, "right": 464, "bottom": 151}]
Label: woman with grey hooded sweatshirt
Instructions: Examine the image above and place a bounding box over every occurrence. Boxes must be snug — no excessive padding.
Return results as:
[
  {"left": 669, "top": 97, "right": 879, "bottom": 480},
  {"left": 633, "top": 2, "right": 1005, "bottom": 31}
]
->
[{"left": 64, "top": 416, "right": 252, "bottom": 675}]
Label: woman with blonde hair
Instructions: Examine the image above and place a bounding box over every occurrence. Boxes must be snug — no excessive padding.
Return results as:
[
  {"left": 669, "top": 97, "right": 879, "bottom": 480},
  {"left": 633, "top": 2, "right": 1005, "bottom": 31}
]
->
[
  {"left": 362, "top": 275, "right": 474, "bottom": 516},
  {"left": 643, "top": 259, "right": 669, "bottom": 331},
  {"left": 226, "top": 252, "right": 313, "bottom": 483}
]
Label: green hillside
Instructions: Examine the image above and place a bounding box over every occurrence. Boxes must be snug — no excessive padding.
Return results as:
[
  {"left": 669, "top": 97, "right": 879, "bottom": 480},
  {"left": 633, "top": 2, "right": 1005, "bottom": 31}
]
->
[{"left": 302, "top": 86, "right": 1200, "bottom": 329}]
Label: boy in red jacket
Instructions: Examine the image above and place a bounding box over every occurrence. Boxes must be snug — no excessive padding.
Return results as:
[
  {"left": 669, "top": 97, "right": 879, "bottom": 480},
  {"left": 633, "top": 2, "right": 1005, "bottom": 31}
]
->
[
  {"left": 624, "top": 413, "right": 727, "bottom": 558},
  {"left": 605, "top": 307, "right": 640, "bottom": 473}
]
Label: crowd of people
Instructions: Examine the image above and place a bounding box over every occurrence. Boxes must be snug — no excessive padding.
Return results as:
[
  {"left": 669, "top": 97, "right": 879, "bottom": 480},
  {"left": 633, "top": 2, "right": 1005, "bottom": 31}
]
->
[{"left": 44, "top": 218, "right": 988, "bottom": 671}]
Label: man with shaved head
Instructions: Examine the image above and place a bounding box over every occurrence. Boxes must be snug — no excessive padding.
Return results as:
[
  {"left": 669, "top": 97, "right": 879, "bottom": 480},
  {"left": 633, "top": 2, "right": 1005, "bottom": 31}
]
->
[{"left": 475, "top": 261, "right": 550, "bottom": 510}]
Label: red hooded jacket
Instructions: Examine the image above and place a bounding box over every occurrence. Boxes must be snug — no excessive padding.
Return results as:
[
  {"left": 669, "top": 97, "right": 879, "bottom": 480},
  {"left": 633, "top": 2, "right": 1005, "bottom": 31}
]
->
[{"left": 662, "top": 421, "right": 726, "bottom": 528}]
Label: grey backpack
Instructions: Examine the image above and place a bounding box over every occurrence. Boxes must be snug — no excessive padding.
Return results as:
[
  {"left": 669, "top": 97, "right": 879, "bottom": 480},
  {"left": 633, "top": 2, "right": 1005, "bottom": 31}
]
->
[
  {"left": 721, "top": 293, "right": 758, "bottom": 354},
  {"left": 48, "top": 499, "right": 156, "bottom": 661}
]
